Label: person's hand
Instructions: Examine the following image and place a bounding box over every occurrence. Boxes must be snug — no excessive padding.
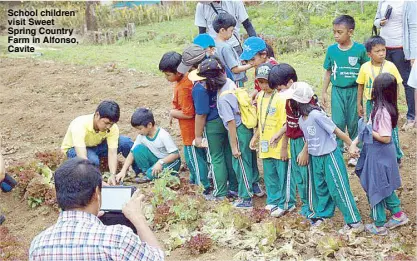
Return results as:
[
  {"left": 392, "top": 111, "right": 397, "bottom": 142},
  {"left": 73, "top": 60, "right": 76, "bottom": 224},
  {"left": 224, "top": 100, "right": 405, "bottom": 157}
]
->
[
  {"left": 380, "top": 18, "right": 388, "bottom": 26},
  {"left": 321, "top": 91, "right": 328, "bottom": 110},
  {"left": 108, "top": 174, "right": 117, "bottom": 186},
  {"left": 349, "top": 144, "right": 360, "bottom": 158},
  {"left": 115, "top": 170, "right": 126, "bottom": 183},
  {"left": 269, "top": 133, "right": 283, "bottom": 148},
  {"left": 193, "top": 137, "right": 203, "bottom": 147},
  {"left": 122, "top": 190, "right": 146, "bottom": 222},
  {"left": 249, "top": 136, "right": 258, "bottom": 150},
  {"left": 297, "top": 149, "right": 309, "bottom": 166},
  {"left": 357, "top": 103, "right": 364, "bottom": 117},
  {"left": 0, "top": 172, "right": 5, "bottom": 183},
  {"left": 232, "top": 146, "right": 241, "bottom": 158},
  {"left": 280, "top": 147, "right": 289, "bottom": 161},
  {"left": 410, "top": 59, "right": 415, "bottom": 67},
  {"left": 151, "top": 162, "right": 163, "bottom": 177}
]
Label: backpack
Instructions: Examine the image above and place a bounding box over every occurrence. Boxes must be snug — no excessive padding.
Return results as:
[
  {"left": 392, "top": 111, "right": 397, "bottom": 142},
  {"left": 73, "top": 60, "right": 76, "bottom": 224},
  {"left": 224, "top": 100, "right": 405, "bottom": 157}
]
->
[{"left": 220, "top": 88, "right": 257, "bottom": 129}]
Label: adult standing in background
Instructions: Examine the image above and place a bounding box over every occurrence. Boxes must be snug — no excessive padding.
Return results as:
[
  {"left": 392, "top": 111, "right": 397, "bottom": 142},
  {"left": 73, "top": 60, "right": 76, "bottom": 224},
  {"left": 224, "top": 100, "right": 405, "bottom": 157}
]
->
[
  {"left": 195, "top": 0, "right": 257, "bottom": 56},
  {"left": 374, "top": 0, "right": 417, "bottom": 130}
]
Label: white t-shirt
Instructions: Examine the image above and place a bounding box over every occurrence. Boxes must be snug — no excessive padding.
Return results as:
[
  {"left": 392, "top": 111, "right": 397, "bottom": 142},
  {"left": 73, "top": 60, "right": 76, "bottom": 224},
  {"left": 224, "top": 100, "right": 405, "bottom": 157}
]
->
[
  {"left": 408, "top": 62, "right": 417, "bottom": 88},
  {"left": 195, "top": 1, "right": 249, "bottom": 48},
  {"left": 132, "top": 128, "right": 178, "bottom": 159},
  {"left": 380, "top": 0, "right": 404, "bottom": 47}
]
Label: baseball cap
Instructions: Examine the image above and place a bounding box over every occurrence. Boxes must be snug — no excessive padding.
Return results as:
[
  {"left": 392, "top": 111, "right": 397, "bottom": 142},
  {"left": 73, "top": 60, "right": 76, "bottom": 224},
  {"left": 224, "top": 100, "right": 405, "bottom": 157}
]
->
[
  {"left": 283, "top": 82, "right": 314, "bottom": 103},
  {"left": 193, "top": 33, "right": 216, "bottom": 49},
  {"left": 177, "top": 44, "right": 206, "bottom": 74},
  {"left": 188, "top": 57, "right": 224, "bottom": 82},
  {"left": 255, "top": 63, "right": 273, "bottom": 80},
  {"left": 240, "top": 37, "right": 267, "bottom": 61}
]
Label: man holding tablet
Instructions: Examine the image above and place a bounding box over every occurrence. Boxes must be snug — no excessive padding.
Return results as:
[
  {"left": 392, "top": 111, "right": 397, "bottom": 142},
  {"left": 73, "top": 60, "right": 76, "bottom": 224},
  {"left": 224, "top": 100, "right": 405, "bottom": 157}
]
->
[{"left": 29, "top": 158, "right": 164, "bottom": 261}]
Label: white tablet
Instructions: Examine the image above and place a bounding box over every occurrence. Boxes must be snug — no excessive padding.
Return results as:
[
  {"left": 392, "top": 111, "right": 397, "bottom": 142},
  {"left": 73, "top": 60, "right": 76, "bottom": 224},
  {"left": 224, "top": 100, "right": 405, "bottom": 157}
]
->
[{"left": 100, "top": 186, "right": 136, "bottom": 212}]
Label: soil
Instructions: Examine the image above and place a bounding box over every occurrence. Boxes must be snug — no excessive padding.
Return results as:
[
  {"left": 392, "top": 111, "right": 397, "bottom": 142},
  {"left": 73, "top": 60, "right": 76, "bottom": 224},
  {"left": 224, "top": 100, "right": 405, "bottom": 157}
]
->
[{"left": 0, "top": 57, "right": 415, "bottom": 260}]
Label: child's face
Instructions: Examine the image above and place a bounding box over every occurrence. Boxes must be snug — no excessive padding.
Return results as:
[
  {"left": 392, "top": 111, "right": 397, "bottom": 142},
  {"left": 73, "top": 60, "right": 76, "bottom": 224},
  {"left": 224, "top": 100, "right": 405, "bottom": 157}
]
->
[
  {"left": 135, "top": 123, "right": 153, "bottom": 136},
  {"left": 163, "top": 71, "right": 182, "bottom": 83},
  {"left": 333, "top": 24, "right": 352, "bottom": 45},
  {"left": 257, "top": 78, "right": 272, "bottom": 92},
  {"left": 368, "top": 44, "right": 386, "bottom": 64},
  {"left": 205, "top": 47, "right": 216, "bottom": 56},
  {"left": 220, "top": 26, "right": 235, "bottom": 40},
  {"left": 277, "top": 79, "right": 294, "bottom": 91},
  {"left": 250, "top": 52, "right": 267, "bottom": 67},
  {"left": 94, "top": 113, "right": 114, "bottom": 132}
]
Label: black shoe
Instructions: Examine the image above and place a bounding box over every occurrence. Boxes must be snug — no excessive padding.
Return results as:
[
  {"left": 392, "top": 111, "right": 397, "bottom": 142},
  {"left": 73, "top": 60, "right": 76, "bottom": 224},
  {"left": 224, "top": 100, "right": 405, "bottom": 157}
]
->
[{"left": 0, "top": 215, "right": 5, "bottom": 225}]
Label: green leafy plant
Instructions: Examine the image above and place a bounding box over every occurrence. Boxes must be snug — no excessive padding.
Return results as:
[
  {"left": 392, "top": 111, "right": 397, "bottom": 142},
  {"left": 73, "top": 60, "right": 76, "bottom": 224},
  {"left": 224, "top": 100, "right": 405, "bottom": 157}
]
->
[{"left": 28, "top": 196, "right": 43, "bottom": 208}]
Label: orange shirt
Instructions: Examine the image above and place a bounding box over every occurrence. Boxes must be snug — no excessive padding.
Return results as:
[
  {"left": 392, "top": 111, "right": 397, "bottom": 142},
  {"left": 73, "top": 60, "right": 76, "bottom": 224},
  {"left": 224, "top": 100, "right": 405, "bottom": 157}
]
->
[{"left": 173, "top": 74, "right": 195, "bottom": 146}]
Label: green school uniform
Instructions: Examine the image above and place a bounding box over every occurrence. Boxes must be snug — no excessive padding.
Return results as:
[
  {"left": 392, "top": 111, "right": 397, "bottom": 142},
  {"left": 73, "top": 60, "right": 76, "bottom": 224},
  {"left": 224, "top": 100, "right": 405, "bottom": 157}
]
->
[
  {"left": 132, "top": 144, "right": 181, "bottom": 180},
  {"left": 370, "top": 191, "right": 402, "bottom": 227},
  {"left": 366, "top": 100, "right": 403, "bottom": 160},
  {"left": 204, "top": 117, "right": 238, "bottom": 197},
  {"left": 324, "top": 42, "right": 369, "bottom": 149},
  {"left": 229, "top": 124, "right": 259, "bottom": 200},
  {"left": 183, "top": 145, "right": 210, "bottom": 189}
]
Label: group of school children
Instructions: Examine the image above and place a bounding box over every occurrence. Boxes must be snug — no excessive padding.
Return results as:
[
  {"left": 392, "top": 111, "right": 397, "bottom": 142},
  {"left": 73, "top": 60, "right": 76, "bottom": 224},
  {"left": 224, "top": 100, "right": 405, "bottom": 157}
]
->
[{"left": 149, "top": 13, "right": 411, "bottom": 236}]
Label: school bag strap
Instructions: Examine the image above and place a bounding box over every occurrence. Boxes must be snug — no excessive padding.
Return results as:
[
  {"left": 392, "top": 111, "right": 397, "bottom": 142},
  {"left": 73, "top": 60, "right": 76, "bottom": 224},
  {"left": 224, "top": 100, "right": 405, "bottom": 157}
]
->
[{"left": 219, "top": 88, "right": 257, "bottom": 129}]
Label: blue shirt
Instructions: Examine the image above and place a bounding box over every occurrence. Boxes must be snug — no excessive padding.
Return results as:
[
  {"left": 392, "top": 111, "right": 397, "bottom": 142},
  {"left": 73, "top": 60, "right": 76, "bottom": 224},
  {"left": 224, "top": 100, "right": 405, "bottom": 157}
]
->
[
  {"left": 298, "top": 109, "right": 337, "bottom": 156},
  {"left": 192, "top": 81, "right": 219, "bottom": 121}
]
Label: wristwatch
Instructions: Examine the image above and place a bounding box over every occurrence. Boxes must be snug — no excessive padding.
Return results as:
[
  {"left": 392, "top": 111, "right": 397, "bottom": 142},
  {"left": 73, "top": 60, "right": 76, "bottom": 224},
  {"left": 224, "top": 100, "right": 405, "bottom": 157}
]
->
[{"left": 158, "top": 159, "right": 165, "bottom": 165}]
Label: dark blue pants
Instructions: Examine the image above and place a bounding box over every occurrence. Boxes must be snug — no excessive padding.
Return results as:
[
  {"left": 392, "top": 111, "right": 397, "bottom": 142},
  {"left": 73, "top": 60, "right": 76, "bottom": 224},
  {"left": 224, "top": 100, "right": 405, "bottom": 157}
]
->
[
  {"left": 66, "top": 135, "right": 140, "bottom": 174},
  {"left": 386, "top": 48, "right": 414, "bottom": 120}
]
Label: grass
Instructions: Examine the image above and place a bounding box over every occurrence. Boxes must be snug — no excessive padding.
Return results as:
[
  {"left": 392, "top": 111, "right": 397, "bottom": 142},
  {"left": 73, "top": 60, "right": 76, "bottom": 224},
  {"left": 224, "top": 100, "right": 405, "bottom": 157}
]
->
[{"left": 0, "top": 1, "right": 407, "bottom": 112}]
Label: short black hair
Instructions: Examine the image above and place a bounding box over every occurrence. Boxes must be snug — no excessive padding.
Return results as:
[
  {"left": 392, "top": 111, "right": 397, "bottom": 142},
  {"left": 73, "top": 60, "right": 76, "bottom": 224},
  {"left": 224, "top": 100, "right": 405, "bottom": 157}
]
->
[
  {"left": 365, "top": 36, "right": 386, "bottom": 52},
  {"left": 268, "top": 63, "right": 298, "bottom": 89},
  {"left": 54, "top": 158, "right": 102, "bottom": 211},
  {"left": 131, "top": 107, "right": 155, "bottom": 127},
  {"left": 212, "top": 13, "right": 237, "bottom": 33},
  {"left": 159, "top": 51, "right": 182, "bottom": 73},
  {"left": 333, "top": 15, "right": 355, "bottom": 30},
  {"left": 96, "top": 100, "right": 120, "bottom": 123}
]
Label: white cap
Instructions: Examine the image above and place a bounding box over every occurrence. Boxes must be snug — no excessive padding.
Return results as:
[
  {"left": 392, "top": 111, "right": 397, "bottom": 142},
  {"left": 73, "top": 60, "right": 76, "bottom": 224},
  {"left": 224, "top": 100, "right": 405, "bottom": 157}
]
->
[{"left": 282, "top": 82, "right": 314, "bottom": 103}]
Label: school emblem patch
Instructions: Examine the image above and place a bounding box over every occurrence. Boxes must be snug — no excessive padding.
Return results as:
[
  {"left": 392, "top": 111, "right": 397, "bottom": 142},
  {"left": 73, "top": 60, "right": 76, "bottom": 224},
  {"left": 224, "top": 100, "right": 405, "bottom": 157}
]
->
[
  {"left": 348, "top": 56, "right": 358, "bottom": 66},
  {"left": 307, "top": 126, "right": 316, "bottom": 136}
]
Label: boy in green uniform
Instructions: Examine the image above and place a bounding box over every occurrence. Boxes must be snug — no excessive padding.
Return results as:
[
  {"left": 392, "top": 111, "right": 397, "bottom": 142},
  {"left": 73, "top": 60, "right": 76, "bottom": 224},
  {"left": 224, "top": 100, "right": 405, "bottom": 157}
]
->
[
  {"left": 116, "top": 108, "right": 181, "bottom": 183},
  {"left": 322, "top": 15, "right": 369, "bottom": 166},
  {"left": 357, "top": 36, "right": 404, "bottom": 164}
]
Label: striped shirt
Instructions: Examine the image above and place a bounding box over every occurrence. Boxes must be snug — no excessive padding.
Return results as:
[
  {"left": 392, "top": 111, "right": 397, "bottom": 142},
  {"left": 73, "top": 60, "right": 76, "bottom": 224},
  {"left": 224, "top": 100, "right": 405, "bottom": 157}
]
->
[{"left": 29, "top": 210, "right": 164, "bottom": 261}]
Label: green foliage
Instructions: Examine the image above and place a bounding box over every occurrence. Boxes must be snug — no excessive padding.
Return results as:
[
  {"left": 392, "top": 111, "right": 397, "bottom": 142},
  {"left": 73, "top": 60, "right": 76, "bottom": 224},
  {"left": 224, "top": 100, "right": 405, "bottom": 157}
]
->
[{"left": 28, "top": 196, "right": 43, "bottom": 208}]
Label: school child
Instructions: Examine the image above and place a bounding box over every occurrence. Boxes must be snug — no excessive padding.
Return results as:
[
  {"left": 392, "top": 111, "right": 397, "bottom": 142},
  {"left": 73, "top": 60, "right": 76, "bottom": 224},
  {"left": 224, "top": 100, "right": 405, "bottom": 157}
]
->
[
  {"left": 193, "top": 33, "right": 216, "bottom": 56},
  {"left": 350, "top": 73, "right": 409, "bottom": 235},
  {"left": 212, "top": 12, "right": 253, "bottom": 87},
  {"left": 240, "top": 37, "right": 278, "bottom": 103},
  {"left": 158, "top": 51, "right": 210, "bottom": 193},
  {"left": 178, "top": 45, "right": 236, "bottom": 200},
  {"left": 189, "top": 57, "right": 261, "bottom": 208},
  {"left": 322, "top": 15, "right": 369, "bottom": 166},
  {"left": 285, "top": 82, "right": 363, "bottom": 234},
  {"left": 249, "top": 63, "right": 295, "bottom": 217},
  {"left": 268, "top": 63, "right": 316, "bottom": 219},
  {"left": 115, "top": 108, "right": 181, "bottom": 183},
  {"left": 357, "top": 36, "right": 404, "bottom": 165}
]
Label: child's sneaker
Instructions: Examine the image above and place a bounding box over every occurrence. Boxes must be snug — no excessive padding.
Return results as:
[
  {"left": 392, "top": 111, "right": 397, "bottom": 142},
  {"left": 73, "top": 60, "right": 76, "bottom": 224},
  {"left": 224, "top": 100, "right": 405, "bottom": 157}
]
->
[
  {"left": 204, "top": 193, "right": 225, "bottom": 201},
  {"left": 338, "top": 222, "right": 364, "bottom": 235},
  {"left": 365, "top": 223, "right": 388, "bottom": 235},
  {"left": 348, "top": 157, "right": 358, "bottom": 167},
  {"left": 227, "top": 190, "right": 239, "bottom": 199},
  {"left": 232, "top": 198, "right": 253, "bottom": 210},
  {"left": 264, "top": 204, "right": 276, "bottom": 211},
  {"left": 253, "top": 182, "right": 265, "bottom": 197},
  {"left": 135, "top": 176, "right": 152, "bottom": 184},
  {"left": 270, "top": 205, "right": 295, "bottom": 217},
  {"left": 384, "top": 212, "right": 409, "bottom": 229},
  {"left": 310, "top": 218, "right": 325, "bottom": 227}
]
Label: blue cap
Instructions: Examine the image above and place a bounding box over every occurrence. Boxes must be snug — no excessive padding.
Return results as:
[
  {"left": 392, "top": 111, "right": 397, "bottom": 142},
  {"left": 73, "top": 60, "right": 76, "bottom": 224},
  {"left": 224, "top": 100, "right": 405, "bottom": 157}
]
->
[
  {"left": 240, "top": 37, "right": 267, "bottom": 61},
  {"left": 193, "top": 33, "right": 215, "bottom": 49}
]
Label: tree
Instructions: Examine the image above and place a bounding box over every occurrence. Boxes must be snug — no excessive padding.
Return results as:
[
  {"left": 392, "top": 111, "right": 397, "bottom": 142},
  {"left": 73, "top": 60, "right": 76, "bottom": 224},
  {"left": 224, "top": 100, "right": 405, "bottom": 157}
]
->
[{"left": 85, "top": 1, "right": 98, "bottom": 31}]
